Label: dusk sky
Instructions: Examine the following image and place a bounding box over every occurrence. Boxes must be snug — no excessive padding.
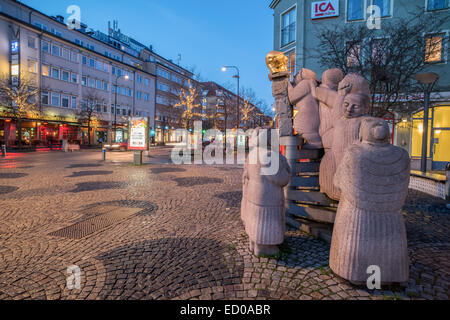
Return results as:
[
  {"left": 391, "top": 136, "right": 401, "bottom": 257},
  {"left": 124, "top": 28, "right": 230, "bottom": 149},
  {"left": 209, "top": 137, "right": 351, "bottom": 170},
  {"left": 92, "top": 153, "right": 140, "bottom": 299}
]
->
[{"left": 22, "top": 0, "right": 275, "bottom": 111}]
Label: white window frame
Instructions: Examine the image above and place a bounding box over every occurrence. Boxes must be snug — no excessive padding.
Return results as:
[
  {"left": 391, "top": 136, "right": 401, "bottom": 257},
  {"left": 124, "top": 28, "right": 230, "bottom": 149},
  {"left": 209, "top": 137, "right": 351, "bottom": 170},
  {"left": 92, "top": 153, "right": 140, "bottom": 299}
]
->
[
  {"left": 51, "top": 44, "right": 60, "bottom": 56},
  {"left": 51, "top": 67, "right": 60, "bottom": 79},
  {"left": 369, "top": 0, "right": 394, "bottom": 18},
  {"left": 61, "top": 94, "right": 70, "bottom": 108},
  {"left": 62, "top": 70, "right": 70, "bottom": 82},
  {"left": 71, "top": 73, "right": 78, "bottom": 84},
  {"left": 279, "top": 4, "right": 297, "bottom": 49},
  {"left": 346, "top": 0, "right": 368, "bottom": 22},
  {"left": 27, "top": 59, "right": 38, "bottom": 73},
  {"left": 51, "top": 92, "right": 60, "bottom": 107},
  {"left": 424, "top": 30, "right": 449, "bottom": 65},
  {"left": 41, "top": 91, "right": 49, "bottom": 105},
  {"left": 71, "top": 96, "right": 77, "bottom": 109},
  {"left": 425, "top": 0, "right": 450, "bottom": 11}
]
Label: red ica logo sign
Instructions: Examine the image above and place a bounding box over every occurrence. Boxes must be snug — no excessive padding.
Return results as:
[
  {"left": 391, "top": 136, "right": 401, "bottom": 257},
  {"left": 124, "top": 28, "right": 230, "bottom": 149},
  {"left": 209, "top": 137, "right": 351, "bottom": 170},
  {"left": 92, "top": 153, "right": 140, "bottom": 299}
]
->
[{"left": 312, "top": 0, "right": 339, "bottom": 19}]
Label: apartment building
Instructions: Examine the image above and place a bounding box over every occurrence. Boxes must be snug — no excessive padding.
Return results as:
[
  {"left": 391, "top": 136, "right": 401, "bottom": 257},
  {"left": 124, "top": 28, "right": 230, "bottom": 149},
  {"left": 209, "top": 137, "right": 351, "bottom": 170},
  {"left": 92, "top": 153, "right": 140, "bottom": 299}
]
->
[
  {"left": 0, "top": 0, "right": 156, "bottom": 147},
  {"left": 93, "top": 21, "right": 198, "bottom": 143},
  {"left": 270, "top": 0, "right": 450, "bottom": 169}
]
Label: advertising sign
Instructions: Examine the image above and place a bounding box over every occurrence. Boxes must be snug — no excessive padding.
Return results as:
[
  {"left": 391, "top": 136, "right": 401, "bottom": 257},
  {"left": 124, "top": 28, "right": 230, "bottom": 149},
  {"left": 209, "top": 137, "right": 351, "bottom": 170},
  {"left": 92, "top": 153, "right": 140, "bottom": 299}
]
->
[
  {"left": 128, "top": 117, "right": 148, "bottom": 150},
  {"left": 311, "top": 0, "right": 339, "bottom": 20}
]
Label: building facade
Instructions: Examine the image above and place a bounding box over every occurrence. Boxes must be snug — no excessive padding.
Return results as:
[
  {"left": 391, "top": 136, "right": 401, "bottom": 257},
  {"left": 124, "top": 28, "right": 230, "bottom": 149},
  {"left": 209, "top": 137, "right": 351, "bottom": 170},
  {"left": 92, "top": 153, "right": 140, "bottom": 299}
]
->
[
  {"left": 270, "top": 0, "right": 450, "bottom": 169},
  {"left": 0, "top": 0, "right": 157, "bottom": 147}
]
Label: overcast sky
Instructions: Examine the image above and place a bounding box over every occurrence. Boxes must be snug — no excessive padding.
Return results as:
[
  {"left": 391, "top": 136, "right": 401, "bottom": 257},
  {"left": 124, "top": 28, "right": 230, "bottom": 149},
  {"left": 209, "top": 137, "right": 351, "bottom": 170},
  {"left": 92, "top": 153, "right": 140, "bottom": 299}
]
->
[{"left": 22, "top": 0, "right": 275, "bottom": 110}]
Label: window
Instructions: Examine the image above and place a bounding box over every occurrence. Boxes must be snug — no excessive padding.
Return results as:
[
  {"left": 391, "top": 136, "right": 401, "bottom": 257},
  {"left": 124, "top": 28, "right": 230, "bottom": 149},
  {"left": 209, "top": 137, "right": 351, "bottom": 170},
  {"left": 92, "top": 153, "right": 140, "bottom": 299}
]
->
[
  {"left": 82, "top": 56, "right": 87, "bottom": 65},
  {"left": 103, "top": 82, "right": 108, "bottom": 91},
  {"left": 281, "top": 7, "right": 296, "bottom": 47},
  {"left": 71, "top": 73, "right": 78, "bottom": 83},
  {"left": 427, "top": 0, "right": 449, "bottom": 11},
  {"left": 425, "top": 33, "right": 445, "bottom": 63},
  {"left": 347, "top": 42, "right": 361, "bottom": 67},
  {"left": 61, "top": 48, "right": 70, "bottom": 60},
  {"left": 88, "top": 78, "right": 95, "bottom": 88},
  {"left": 82, "top": 76, "right": 87, "bottom": 86},
  {"left": 144, "top": 93, "right": 149, "bottom": 101},
  {"left": 144, "top": 78, "right": 150, "bottom": 86},
  {"left": 28, "top": 36, "right": 36, "bottom": 49},
  {"left": 62, "top": 70, "right": 70, "bottom": 82},
  {"left": 89, "top": 58, "right": 95, "bottom": 68},
  {"left": 51, "top": 92, "right": 60, "bottom": 106},
  {"left": 347, "top": 0, "right": 364, "bottom": 21},
  {"left": 122, "top": 87, "right": 127, "bottom": 95},
  {"left": 372, "top": 0, "right": 391, "bottom": 17},
  {"left": 96, "top": 61, "right": 103, "bottom": 71},
  {"left": 117, "top": 68, "right": 122, "bottom": 76},
  {"left": 371, "top": 38, "right": 388, "bottom": 64},
  {"left": 137, "top": 75, "right": 142, "bottom": 83},
  {"left": 96, "top": 80, "right": 102, "bottom": 90},
  {"left": 41, "top": 91, "right": 49, "bottom": 105},
  {"left": 137, "top": 91, "right": 142, "bottom": 99},
  {"left": 51, "top": 44, "right": 60, "bottom": 56},
  {"left": 51, "top": 67, "right": 60, "bottom": 79},
  {"left": 286, "top": 50, "right": 296, "bottom": 75},
  {"left": 112, "top": 67, "right": 116, "bottom": 75},
  {"left": 28, "top": 59, "right": 38, "bottom": 73},
  {"left": 71, "top": 96, "right": 77, "bottom": 109},
  {"left": 117, "top": 86, "right": 121, "bottom": 94},
  {"left": 42, "top": 65, "right": 49, "bottom": 77},
  {"left": 61, "top": 95, "right": 69, "bottom": 108},
  {"left": 103, "top": 64, "right": 109, "bottom": 73},
  {"left": 71, "top": 52, "right": 78, "bottom": 63},
  {"left": 42, "top": 41, "right": 49, "bottom": 53}
]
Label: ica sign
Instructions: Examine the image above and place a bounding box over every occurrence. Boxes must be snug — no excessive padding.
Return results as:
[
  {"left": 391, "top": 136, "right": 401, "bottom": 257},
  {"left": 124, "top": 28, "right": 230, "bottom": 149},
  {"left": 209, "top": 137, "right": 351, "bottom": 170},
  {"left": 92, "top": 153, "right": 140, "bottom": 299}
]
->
[{"left": 311, "top": 0, "right": 339, "bottom": 20}]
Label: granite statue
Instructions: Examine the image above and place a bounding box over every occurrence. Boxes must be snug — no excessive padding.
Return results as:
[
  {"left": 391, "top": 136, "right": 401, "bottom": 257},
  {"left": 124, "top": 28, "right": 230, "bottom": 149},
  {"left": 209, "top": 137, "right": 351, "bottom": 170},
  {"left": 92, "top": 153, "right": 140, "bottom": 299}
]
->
[
  {"left": 315, "top": 73, "right": 371, "bottom": 200},
  {"left": 330, "top": 118, "right": 410, "bottom": 284},
  {"left": 241, "top": 127, "right": 291, "bottom": 257},
  {"left": 288, "top": 68, "right": 322, "bottom": 149}
]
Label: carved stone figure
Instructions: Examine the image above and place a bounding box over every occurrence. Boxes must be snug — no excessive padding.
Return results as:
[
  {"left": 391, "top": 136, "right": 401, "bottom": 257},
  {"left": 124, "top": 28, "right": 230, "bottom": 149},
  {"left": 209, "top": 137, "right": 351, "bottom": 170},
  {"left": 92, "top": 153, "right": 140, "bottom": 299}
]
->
[
  {"left": 288, "top": 68, "right": 322, "bottom": 149},
  {"left": 330, "top": 118, "right": 410, "bottom": 284},
  {"left": 241, "top": 128, "right": 291, "bottom": 257},
  {"left": 315, "top": 73, "right": 371, "bottom": 200},
  {"left": 318, "top": 69, "right": 344, "bottom": 149}
]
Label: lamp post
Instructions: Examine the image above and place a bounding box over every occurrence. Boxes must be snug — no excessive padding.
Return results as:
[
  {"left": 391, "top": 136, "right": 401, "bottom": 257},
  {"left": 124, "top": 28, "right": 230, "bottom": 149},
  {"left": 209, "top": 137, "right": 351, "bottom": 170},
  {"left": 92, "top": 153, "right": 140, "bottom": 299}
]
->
[
  {"left": 222, "top": 66, "right": 240, "bottom": 129},
  {"left": 414, "top": 72, "right": 439, "bottom": 173},
  {"left": 113, "top": 73, "right": 129, "bottom": 143}
]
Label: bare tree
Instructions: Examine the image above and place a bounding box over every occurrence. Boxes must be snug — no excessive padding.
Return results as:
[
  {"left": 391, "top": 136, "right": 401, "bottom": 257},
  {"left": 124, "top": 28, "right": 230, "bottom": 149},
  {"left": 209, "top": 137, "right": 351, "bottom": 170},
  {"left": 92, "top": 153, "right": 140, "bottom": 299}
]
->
[
  {"left": 240, "top": 98, "right": 256, "bottom": 130},
  {"left": 78, "top": 89, "right": 104, "bottom": 145},
  {"left": 312, "top": 10, "right": 447, "bottom": 118},
  {"left": 0, "top": 73, "right": 40, "bottom": 146},
  {"left": 174, "top": 80, "right": 204, "bottom": 130}
]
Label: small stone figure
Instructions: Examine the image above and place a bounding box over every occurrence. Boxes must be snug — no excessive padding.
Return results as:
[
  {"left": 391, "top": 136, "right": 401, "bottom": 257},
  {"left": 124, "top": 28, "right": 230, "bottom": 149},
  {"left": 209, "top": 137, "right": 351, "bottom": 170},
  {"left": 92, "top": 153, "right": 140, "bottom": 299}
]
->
[
  {"left": 288, "top": 68, "right": 322, "bottom": 149},
  {"left": 315, "top": 73, "right": 371, "bottom": 200},
  {"left": 241, "top": 128, "right": 291, "bottom": 257},
  {"left": 316, "top": 69, "right": 344, "bottom": 199},
  {"left": 330, "top": 118, "right": 410, "bottom": 285},
  {"left": 318, "top": 69, "right": 344, "bottom": 149}
]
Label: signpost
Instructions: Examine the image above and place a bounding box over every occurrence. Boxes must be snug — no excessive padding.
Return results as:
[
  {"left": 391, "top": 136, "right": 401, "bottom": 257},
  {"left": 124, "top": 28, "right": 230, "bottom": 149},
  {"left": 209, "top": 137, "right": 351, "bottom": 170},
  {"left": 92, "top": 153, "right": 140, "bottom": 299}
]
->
[{"left": 128, "top": 117, "right": 149, "bottom": 166}]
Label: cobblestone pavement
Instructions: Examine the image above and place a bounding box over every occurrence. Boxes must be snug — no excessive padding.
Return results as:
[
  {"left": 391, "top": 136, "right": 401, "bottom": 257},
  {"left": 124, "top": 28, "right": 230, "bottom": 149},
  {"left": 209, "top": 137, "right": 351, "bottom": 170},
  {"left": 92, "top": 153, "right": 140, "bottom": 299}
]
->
[{"left": 0, "top": 150, "right": 448, "bottom": 300}]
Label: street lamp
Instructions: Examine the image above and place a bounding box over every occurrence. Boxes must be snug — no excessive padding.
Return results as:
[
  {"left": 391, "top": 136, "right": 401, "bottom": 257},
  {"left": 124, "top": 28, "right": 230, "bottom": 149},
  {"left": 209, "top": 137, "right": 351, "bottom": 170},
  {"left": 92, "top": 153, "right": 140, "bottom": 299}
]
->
[
  {"left": 221, "top": 66, "right": 240, "bottom": 129},
  {"left": 414, "top": 72, "right": 439, "bottom": 173},
  {"left": 113, "top": 73, "right": 129, "bottom": 142}
]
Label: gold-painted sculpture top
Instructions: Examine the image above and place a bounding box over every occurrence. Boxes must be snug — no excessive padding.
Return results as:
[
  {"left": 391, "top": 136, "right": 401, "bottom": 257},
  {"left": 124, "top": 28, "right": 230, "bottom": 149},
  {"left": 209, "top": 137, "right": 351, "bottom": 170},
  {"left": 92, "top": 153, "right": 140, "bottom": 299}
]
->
[{"left": 266, "top": 51, "right": 289, "bottom": 74}]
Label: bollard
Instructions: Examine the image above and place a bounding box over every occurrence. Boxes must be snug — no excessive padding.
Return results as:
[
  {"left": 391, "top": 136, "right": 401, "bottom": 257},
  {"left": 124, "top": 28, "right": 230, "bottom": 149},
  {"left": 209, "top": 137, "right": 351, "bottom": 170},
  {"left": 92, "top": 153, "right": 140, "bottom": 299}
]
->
[
  {"left": 134, "top": 150, "right": 143, "bottom": 166},
  {"left": 1, "top": 144, "right": 6, "bottom": 157},
  {"left": 102, "top": 148, "right": 106, "bottom": 161}
]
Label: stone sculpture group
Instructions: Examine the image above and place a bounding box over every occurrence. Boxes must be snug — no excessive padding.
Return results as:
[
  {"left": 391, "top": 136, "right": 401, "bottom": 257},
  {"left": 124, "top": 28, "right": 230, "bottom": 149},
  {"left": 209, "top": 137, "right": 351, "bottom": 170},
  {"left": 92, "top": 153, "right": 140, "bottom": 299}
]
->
[{"left": 240, "top": 51, "right": 411, "bottom": 285}]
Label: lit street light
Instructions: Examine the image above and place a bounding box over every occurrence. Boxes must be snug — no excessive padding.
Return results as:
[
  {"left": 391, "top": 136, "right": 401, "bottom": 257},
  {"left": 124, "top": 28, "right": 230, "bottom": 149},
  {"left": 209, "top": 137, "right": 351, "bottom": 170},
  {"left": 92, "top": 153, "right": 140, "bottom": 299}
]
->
[{"left": 221, "top": 66, "right": 240, "bottom": 129}]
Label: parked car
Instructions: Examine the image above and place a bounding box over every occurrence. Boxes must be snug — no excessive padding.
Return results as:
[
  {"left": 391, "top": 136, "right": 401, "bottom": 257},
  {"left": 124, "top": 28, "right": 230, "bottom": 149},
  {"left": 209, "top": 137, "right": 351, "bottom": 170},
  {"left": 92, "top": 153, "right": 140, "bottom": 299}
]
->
[{"left": 103, "top": 142, "right": 128, "bottom": 152}]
